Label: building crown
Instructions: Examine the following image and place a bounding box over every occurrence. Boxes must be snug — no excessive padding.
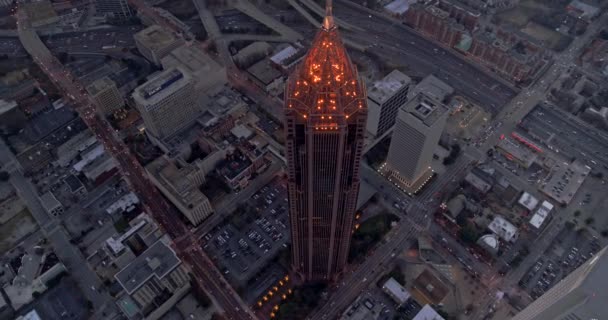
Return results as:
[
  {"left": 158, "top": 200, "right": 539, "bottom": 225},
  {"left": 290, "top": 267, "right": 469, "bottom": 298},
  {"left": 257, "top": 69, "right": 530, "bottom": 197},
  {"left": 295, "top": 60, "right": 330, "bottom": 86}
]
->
[{"left": 285, "top": 0, "right": 366, "bottom": 125}]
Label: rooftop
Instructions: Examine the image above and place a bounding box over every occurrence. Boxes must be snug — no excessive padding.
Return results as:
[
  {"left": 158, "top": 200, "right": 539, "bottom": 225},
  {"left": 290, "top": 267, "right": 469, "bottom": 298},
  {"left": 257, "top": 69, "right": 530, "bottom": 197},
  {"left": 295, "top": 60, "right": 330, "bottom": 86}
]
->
[
  {"left": 146, "top": 156, "right": 209, "bottom": 209},
  {"left": 497, "top": 137, "right": 538, "bottom": 168},
  {"left": 114, "top": 238, "right": 181, "bottom": 294},
  {"left": 247, "top": 59, "right": 282, "bottom": 86},
  {"left": 412, "top": 269, "right": 450, "bottom": 305},
  {"left": 217, "top": 150, "right": 252, "bottom": 180},
  {"left": 540, "top": 160, "right": 590, "bottom": 205},
  {"left": 409, "top": 74, "right": 454, "bottom": 103},
  {"left": 368, "top": 70, "right": 411, "bottom": 105},
  {"left": 412, "top": 304, "right": 445, "bottom": 320},
  {"left": 402, "top": 94, "right": 449, "bottom": 127},
  {"left": 161, "top": 45, "right": 226, "bottom": 91},
  {"left": 40, "top": 192, "right": 61, "bottom": 211},
  {"left": 86, "top": 77, "right": 117, "bottom": 96},
  {"left": 105, "top": 192, "right": 139, "bottom": 215},
  {"left": 529, "top": 201, "right": 553, "bottom": 229},
  {"left": 382, "top": 278, "right": 411, "bottom": 304},
  {"left": 64, "top": 175, "right": 84, "bottom": 193},
  {"left": 134, "top": 25, "right": 180, "bottom": 51},
  {"left": 133, "top": 68, "right": 191, "bottom": 107},
  {"left": 488, "top": 216, "right": 518, "bottom": 242},
  {"left": 518, "top": 192, "right": 539, "bottom": 211}
]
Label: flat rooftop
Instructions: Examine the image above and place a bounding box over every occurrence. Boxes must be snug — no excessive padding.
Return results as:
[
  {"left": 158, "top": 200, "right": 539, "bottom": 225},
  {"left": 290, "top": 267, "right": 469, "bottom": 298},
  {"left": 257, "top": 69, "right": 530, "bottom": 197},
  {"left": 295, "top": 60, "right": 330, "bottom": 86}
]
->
[
  {"left": 402, "top": 94, "right": 449, "bottom": 127},
  {"left": 134, "top": 25, "right": 179, "bottom": 51},
  {"left": 133, "top": 67, "right": 191, "bottom": 107},
  {"left": 540, "top": 160, "right": 590, "bottom": 205},
  {"left": 114, "top": 239, "right": 180, "bottom": 294},
  {"left": 368, "top": 70, "right": 411, "bottom": 104},
  {"left": 247, "top": 59, "right": 282, "bottom": 86},
  {"left": 86, "top": 77, "right": 116, "bottom": 96},
  {"left": 217, "top": 151, "right": 252, "bottom": 180},
  {"left": 409, "top": 74, "right": 454, "bottom": 103}
]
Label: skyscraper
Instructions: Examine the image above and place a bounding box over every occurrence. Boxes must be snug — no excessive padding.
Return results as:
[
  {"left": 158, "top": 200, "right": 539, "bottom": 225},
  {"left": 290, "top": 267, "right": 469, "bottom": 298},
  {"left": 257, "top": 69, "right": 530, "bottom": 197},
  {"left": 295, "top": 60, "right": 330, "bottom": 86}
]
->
[
  {"left": 284, "top": 0, "right": 368, "bottom": 282},
  {"left": 366, "top": 70, "right": 411, "bottom": 138},
  {"left": 512, "top": 246, "right": 608, "bottom": 320},
  {"left": 132, "top": 67, "right": 200, "bottom": 140},
  {"left": 381, "top": 93, "right": 448, "bottom": 194}
]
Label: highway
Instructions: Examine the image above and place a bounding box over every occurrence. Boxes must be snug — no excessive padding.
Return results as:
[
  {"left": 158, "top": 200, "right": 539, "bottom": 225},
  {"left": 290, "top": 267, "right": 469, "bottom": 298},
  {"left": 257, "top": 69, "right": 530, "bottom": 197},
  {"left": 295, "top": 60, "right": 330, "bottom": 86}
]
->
[
  {"left": 330, "top": 0, "right": 518, "bottom": 114},
  {"left": 16, "top": 4, "right": 256, "bottom": 320}
]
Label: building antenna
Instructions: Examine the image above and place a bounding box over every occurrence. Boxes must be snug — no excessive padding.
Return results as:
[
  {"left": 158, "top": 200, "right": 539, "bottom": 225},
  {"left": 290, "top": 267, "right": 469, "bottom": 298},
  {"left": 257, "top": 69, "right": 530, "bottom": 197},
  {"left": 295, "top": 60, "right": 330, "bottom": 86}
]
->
[{"left": 323, "top": 0, "right": 335, "bottom": 30}]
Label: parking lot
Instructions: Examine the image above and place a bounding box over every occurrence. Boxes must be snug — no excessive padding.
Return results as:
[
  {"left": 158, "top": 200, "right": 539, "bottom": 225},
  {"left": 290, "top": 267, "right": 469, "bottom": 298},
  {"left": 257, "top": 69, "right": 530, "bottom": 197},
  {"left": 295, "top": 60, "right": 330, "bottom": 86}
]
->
[
  {"left": 203, "top": 178, "right": 290, "bottom": 286},
  {"left": 519, "top": 225, "right": 602, "bottom": 299}
]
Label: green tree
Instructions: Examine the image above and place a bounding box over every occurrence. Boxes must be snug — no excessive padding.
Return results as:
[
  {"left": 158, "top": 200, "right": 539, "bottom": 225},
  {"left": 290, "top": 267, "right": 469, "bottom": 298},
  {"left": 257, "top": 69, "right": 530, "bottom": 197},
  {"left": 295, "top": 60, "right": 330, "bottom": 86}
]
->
[
  {"left": 585, "top": 217, "right": 595, "bottom": 225},
  {"left": 0, "top": 171, "right": 9, "bottom": 181},
  {"left": 573, "top": 210, "right": 581, "bottom": 217}
]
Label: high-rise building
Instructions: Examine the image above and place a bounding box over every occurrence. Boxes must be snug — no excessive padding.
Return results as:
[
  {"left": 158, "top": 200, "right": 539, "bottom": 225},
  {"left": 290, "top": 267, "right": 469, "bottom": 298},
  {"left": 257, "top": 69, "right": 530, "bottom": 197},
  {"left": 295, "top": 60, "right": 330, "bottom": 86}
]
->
[
  {"left": 87, "top": 77, "right": 124, "bottom": 115},
  {"left": 366, "top": 70, "right": 411, "bottom": 138},
  {"left": 512, "top": 246, "right": 608, "bottom": 320},
  {"left": 134, "top": 25, "right": 185, "bottom": 66},
  {"left": 381, "top": 93, "right": 448, "bottom": 194},
  {"left": 284, "top": 1, "right": 368, "bottom": 282},
  {"left": 95, "top": 0, "right": 132, "bottom": 23},
  {"left": 132, "top": 67, "right": 201, "bottom": 140}
]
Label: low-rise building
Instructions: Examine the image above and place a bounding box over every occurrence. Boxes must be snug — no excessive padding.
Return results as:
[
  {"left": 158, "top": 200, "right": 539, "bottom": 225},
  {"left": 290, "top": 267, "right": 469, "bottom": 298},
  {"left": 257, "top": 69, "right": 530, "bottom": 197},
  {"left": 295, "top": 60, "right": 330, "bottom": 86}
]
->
[
  {"left": 529, "top": 200, "right": 553, "bottom": 229},
  {"left": 382, "top": 278, "right": 411, "bottom": 306},
  {"left": 488, "top": 216, "right": 518, "bottom": 242},
  {"left": 134, "top": 25, "right": 185, "bottom": 66},
  {"left": 246, "top": 59, "right": 284, "bottom": 96},
  {"left": 40, "top": 191, "right": 63, "bottom": 216},
  {"left": 412, "top": 304, "right": 445, "bottom": 320},
  {"left": 496, "top": 137, "right": 538, "bottom": 168},
  {"left": 146, "top": 156, "right": 213, "bottom": 226},
  {"left": 518, "top": 192, "right": 539, "bottom": 211},
  {"left": 115, "top": 236, "right": 190, "bottom": 319},
  {"left": 539, "top": 160, "right": 590, "bottom": 205}
]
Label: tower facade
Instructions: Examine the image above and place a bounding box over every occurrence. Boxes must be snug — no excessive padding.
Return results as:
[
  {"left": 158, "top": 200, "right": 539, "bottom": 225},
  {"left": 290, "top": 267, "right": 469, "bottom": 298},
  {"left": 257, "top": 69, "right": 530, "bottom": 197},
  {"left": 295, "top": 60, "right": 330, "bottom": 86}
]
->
[
  {"left": 284, "top": 1, "right": 368, "bottom": 282},
  {"left": 382, "top": 94, "right": 448, "bottom": 194},
  {"left": 512, "top": 246, "right": 608, "bottom": 320}
]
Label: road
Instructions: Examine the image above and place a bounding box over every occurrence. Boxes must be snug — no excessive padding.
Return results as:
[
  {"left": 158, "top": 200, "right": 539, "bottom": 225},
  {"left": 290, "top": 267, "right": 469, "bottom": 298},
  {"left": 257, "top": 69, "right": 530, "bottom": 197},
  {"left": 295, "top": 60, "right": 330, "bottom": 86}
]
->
[{"left": 17, "top": 4, "right": 256, "bottom": 320}]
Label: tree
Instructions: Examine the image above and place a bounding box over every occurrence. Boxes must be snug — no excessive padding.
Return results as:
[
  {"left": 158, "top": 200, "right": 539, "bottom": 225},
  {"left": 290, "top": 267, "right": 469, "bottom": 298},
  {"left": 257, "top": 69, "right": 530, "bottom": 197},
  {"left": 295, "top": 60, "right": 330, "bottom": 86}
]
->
[
  {"left": 601, "top": 230, "right": 608, "bottom": 238},
  {"left": 0, "top": 171, "right": 9, "bottom": 181},
  {"left": 574, "top": 210, "right": 581, "bottom": 217},
  {"left": 585, "top": 217, "right": 594, "bottom": 225}
]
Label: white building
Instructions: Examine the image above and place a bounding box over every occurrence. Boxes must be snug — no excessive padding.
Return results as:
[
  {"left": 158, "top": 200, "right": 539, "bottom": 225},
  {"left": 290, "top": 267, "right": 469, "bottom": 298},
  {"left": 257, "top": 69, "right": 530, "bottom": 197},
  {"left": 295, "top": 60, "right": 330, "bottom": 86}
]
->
[
  {"left": 529, "top": 201, "right": 553, "bottom": 229},
  {"left": 488, "top": 216, "right": 518, "bottom": 243},
  {"left": 382, "top": 93, "right": 449, "bottom": 194},
  {"left": 412, "top": 304, "right": 445, "bottom": 320},
  {"left": 366, "top": 70, "right": 411, "bottom": 138},
  {"left": 133, "top": 67, "right": 201, "bottom": 140},
  {"left": 382, "top": 278, "right": 411, "bottom": 305},
  {"left": 518, "top": 192, "right": 539, "bottom": 211}
]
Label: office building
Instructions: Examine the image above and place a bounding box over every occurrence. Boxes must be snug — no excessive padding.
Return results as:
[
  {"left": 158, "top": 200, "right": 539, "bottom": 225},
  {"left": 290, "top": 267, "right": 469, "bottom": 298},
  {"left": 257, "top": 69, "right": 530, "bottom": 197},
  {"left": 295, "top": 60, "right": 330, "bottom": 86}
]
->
[
  {"left": 382, "top": 94, "right": 449, "bottom": 194},
  {"left": 284, "top": 2, "right": 368, "bottom": 282},
  {"left": 134, "top": 25, "right": 185, "bottom": 65},
  {"left": 87, "top": 77, "right": 124, "bottom": 115},
  {"left": 161, "top": 45, "right": 227, "bottom": 93},
  {"left": 146, "top": 156, "right": 213, "bottom": 226},
  {"left": 132, "top": 68, "right": 201, "bottom": 140},
  {"left": 512, "top": 246, "right": 608, "bottom": 320},
  {"left": 367, "top": 70, "right": 411, "bottom": 138},
  {"left": 95, "top": 0, "right": 132, "bottom": 22}
]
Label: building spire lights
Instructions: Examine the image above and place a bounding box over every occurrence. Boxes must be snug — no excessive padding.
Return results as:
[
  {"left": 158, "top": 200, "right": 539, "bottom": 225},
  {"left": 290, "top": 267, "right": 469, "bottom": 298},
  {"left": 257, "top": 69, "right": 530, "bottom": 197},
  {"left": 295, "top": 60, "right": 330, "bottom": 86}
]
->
[{"left": 323, "top": 0, "right": 335, "bottom": 30}]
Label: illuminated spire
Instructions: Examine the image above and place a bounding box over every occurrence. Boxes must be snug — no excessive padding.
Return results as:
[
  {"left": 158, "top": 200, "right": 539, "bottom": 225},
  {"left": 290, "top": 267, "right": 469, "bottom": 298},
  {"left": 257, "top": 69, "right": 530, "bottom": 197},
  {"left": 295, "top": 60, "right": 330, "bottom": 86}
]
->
[{"left": 323, "top": 0, "right": 335, "bottom": 30}]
